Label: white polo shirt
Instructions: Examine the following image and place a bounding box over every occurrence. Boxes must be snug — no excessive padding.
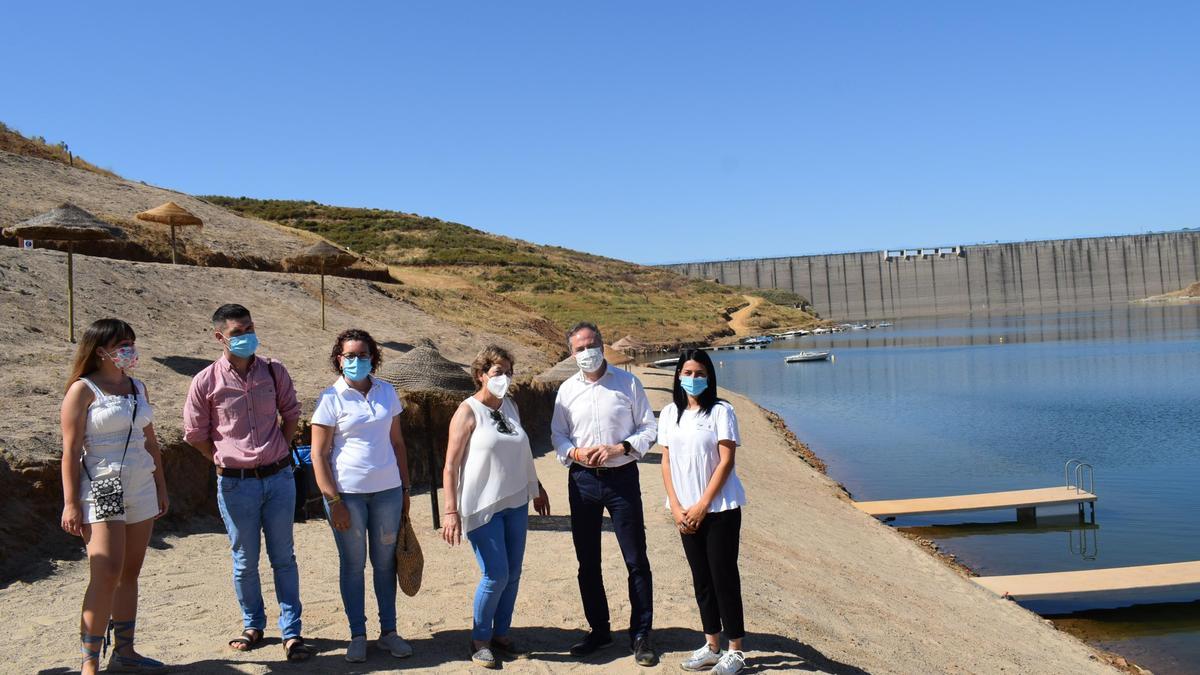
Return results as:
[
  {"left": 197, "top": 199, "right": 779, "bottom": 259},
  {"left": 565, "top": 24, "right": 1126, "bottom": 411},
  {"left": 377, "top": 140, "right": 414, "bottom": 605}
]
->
[
  {"left": 658, "top": 400, "right": 746, "bottom": 513},
  {"left": 311, "top": 375, "right": 405, "bottom": 494}
]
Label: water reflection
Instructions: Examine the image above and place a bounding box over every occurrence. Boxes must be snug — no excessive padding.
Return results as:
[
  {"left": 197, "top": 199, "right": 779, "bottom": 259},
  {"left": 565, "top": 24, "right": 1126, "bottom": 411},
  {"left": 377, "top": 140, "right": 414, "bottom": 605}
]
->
[{"left": 714, "top": 303, "right": 1200, "bottom": 674}]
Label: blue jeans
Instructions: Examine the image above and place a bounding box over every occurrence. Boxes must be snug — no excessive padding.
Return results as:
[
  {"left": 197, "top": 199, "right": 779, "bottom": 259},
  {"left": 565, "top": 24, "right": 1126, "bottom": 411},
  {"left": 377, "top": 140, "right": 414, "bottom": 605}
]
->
[
  {"left": 216, "top": 466, "right": 302, "bottom": 640},
  {"left": 326, "top": 485, "right": 404, "bottom": 637},
  {"left": 466, "top": 505, "right": 528, "bottom": 641}
]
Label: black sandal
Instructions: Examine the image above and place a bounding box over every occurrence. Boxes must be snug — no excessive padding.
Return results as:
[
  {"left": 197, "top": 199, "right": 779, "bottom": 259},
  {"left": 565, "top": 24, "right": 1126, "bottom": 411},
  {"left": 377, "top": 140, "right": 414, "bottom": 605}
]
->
[
  {"left": 229, "top": 628, "right": 264, "bottom": 652},
  {"left": 284, "top": 636, "right": 313, "bottom": 662}
]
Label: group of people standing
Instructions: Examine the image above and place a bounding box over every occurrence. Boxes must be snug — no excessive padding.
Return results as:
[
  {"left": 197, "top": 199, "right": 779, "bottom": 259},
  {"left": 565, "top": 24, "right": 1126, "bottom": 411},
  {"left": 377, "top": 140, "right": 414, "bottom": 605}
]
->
[{"left": 60, "top": 306, "right": 749, "bottom": 674}]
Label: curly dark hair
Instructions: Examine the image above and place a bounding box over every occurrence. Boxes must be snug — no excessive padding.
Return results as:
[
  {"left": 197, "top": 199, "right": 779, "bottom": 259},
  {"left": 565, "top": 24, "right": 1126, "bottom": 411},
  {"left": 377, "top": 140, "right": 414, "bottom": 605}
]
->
[{"left": 329, "top": 328, "right": 382, "bottom": 375}]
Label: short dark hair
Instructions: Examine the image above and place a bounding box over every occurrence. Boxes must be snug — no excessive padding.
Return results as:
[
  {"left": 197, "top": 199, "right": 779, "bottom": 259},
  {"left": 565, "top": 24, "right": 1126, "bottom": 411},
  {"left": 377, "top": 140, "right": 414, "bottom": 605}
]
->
[
  {"left": 566, "top": 321, "right": 602, "bottom": 346},
  {"left": 212, "top": 304, "right": 252, "bottom": 328},
  {"left": 330, "top": 328, "right": 382, "bottom": 374},
  {"left": 471, "top": 345, "right": 515, "bottom": 388}
]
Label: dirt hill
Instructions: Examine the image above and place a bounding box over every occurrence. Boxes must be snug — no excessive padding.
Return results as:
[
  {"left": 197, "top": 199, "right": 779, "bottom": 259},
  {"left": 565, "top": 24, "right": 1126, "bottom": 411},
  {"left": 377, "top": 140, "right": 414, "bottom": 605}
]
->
[
  {"left": 204, "top": 196, "right": 821, "bottom": 344},
  {"left": 0, "top": 126, "right": 813, "bottom": 581}
]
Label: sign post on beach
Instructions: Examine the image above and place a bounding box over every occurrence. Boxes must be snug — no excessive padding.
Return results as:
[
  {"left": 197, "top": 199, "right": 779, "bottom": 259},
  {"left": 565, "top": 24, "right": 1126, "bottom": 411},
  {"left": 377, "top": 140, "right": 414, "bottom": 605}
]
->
[{"left": 22, "top": 240, "right": 33, "bottom": 249}]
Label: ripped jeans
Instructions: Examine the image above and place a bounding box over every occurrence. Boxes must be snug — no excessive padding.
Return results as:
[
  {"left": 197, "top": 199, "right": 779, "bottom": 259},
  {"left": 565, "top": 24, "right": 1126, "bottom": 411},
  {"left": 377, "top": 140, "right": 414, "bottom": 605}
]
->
[{"left": 326, "top": 485, "right": 404, "bottom": 637}]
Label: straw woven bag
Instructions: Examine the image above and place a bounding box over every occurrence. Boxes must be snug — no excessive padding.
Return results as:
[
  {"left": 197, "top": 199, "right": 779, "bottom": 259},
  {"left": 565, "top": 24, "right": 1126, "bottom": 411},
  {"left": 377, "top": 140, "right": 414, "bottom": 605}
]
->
[{"left": 395, "top": 514, "right": 423, "bottom": 596}]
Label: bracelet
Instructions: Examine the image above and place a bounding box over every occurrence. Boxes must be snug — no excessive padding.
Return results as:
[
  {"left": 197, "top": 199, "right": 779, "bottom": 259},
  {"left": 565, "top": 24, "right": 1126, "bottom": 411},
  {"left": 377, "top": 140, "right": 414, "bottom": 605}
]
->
[
  {"left": 325, "top": 494, "right": 342, "bottom": 505},
  {"left": 443, "top": 511, "right": 459, "bottom": 517}
]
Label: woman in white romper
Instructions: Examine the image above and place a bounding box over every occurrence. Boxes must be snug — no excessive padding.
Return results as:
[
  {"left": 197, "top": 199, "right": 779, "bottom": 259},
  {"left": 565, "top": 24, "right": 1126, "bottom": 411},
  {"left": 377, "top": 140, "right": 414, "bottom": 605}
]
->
[{"left": 60, "top": 318, "right": 168, "bottom": 674}]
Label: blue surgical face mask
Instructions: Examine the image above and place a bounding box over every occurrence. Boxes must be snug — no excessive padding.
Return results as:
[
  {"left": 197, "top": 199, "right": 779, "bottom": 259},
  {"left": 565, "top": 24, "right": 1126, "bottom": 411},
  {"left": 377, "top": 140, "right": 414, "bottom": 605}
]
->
[
  {"left": 224, "top": 332, "right": 258, "bottom": 358},
  {"left": 679, "top": 375, "right": 708, "bottom": 396},
  {"left": 342, "top": 356, "right": 372, "bottom": 382}
]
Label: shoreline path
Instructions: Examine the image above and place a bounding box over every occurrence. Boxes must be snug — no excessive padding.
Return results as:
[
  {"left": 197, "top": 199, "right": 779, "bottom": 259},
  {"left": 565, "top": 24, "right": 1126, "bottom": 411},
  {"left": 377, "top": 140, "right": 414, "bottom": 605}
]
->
[{"left": 0, "top": 368, "right": 1115, "bottom": 674}]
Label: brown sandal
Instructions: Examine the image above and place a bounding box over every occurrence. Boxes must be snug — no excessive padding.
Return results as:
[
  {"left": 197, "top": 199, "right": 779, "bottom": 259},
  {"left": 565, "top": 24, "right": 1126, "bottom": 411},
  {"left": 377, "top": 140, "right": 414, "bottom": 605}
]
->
[{"left": 229, "top": 628, "right": 264, "bottom": 652}]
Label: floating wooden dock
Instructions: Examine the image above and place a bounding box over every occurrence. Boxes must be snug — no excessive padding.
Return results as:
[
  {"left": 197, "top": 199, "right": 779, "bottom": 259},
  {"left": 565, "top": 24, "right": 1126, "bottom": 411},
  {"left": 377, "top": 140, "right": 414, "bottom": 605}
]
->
[
  {"left": 855, "top": 459, "right": 1097, "bottom": 521},
  {"left": 854, "top": 486, "right": 1096, "bottom": 519},
  {"left": 974, "top": 561, "right": 1200, "bottom": 599},
  {"left": 701, "top": 344, "right": 769, "bottom": 351}
]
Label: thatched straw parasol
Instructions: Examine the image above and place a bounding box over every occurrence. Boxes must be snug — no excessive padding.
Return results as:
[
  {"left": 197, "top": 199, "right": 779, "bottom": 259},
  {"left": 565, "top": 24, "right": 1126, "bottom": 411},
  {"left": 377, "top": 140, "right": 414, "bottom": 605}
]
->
[
  {"left": 135, "top": 201, "right": 202, "bottom": 264},
  {"left": 378, "top": 340, "right": 476, "bottom": 528},
  {"left": 533, "top": 346, "right": 631, "bottom": 386},
  {"left": 4, "top": 203, "right": 115, "bottom": 342},
  {"left": 611, "top": 335, "right": 649, "bottom": 353},
  {"left": 283, "top": 241, "right": 359, "bottom": 330}
]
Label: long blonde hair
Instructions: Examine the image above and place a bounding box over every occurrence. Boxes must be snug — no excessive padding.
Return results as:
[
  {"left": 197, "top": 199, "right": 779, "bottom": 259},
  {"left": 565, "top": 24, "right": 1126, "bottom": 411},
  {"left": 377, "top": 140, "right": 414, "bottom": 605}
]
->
[{"left": 65, "top": 318, "right": 136, "bottom": 392}]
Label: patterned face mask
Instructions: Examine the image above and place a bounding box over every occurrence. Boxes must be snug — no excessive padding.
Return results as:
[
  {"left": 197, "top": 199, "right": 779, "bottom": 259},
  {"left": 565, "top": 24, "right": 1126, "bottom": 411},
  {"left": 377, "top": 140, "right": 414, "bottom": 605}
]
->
[{"left": 103, "top": 345, "right": 139, "bottom": 370}]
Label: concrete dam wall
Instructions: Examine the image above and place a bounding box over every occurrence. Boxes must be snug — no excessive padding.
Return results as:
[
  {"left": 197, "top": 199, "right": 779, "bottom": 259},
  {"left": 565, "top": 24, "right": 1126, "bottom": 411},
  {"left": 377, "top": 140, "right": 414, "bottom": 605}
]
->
[{"left": 663, "top": 230, "right": 1200, "bottom": 321}]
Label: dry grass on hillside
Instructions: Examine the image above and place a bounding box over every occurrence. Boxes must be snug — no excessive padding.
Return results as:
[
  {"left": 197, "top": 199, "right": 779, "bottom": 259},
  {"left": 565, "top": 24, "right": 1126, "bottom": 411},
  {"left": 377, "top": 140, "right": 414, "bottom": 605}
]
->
[
  {"left": 0, "top": 123, "right": 116, "bottom": 178},
  {"left": 206, "top": 197, "right": 820, "bottom": 343}
]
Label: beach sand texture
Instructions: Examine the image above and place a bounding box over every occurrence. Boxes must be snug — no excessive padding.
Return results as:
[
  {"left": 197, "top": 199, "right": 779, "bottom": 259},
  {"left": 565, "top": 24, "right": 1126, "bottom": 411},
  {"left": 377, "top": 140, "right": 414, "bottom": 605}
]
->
[{"left": 0, "top": 366, "right": 1116, "bottom": 674}]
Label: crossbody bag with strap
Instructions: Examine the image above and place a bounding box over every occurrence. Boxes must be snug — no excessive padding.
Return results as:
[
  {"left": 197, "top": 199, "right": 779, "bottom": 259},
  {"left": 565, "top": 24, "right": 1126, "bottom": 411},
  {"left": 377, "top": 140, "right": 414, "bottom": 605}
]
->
[{"left": 82, "top": 377, "right": 139, "bottom": 519}]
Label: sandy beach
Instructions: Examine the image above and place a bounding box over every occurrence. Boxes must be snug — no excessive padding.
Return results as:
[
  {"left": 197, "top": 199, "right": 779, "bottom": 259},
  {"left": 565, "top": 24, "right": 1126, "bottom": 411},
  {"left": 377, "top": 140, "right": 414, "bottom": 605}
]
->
[{"left": 0, "top": 366, "right": 1117, "bottom": 674}]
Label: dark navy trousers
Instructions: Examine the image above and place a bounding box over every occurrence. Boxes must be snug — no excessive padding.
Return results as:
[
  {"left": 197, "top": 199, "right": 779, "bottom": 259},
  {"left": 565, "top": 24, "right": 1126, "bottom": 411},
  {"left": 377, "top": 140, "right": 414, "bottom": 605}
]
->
[{"left": 568, "top": 461, "right": 654, "bottom": 641}]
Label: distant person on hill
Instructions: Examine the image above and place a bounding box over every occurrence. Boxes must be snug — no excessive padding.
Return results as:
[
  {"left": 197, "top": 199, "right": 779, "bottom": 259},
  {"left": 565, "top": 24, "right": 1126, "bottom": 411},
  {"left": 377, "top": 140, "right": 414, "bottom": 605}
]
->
[
  {"left": 309, "top": 328, "right": 414, "bottom": 663},
  {"left": 440, "top": 345, "right": 551, "bottom": 669},
  {"left": 550, "top": 321, "right": 659, "bottom": 666},
  {"left": 658, "top": 348, "right": 748, "bottom": 675},
  {"left": 60, "top": 318, "right": 169, "bottom": 674},
  {"left": 183, "top": 304, "right": 312, "bottom": 662}
]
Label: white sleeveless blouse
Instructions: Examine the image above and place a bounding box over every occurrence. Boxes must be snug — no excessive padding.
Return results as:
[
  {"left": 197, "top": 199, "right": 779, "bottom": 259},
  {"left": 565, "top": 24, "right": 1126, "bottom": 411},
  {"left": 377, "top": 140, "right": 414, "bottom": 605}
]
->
[{"left": 457, "top": 396, "right": 540, "bottom": 533}]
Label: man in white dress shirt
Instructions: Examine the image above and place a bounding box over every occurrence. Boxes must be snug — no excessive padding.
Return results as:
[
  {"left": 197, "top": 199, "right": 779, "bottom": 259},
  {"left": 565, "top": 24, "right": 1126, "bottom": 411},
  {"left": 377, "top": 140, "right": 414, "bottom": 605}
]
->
[{"left": 551, "top": 322, "right": 659, "bottom": 666}]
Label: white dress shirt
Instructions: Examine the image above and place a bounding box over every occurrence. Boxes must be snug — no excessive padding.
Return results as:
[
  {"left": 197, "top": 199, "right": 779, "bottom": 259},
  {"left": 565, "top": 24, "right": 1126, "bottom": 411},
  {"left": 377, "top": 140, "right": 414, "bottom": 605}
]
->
[{"left": 551, "top": 364, "right": 658, "bottom": 468}]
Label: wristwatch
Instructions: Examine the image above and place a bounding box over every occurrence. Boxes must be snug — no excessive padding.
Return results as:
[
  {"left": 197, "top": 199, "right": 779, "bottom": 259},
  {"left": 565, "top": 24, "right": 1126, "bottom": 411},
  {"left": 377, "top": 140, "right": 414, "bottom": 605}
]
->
[{"left": 621, "top": 440, "right": 633, "bottom": 456}]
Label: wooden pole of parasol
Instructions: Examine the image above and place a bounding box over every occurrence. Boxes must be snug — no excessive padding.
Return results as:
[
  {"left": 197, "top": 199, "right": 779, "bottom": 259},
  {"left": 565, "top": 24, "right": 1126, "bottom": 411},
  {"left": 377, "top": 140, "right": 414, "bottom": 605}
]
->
[
  {"left": 424, "top": 399, "right": 441, "bottom": 530},
  {"left": 170, "top": 225, "right": 178, "bottom": 264},
  {"left": 320, "top": 262, "right": 326, "bottom": 330},
  {"left": 67, "top": 244, "right": 75, "bottom": 343}
]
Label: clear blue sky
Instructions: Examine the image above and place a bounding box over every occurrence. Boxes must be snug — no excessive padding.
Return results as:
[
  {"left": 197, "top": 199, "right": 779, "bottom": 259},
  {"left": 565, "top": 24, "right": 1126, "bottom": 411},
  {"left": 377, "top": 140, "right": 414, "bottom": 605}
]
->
[{"left": 4, "top": 2, "right": 1197, "bottom": 264}]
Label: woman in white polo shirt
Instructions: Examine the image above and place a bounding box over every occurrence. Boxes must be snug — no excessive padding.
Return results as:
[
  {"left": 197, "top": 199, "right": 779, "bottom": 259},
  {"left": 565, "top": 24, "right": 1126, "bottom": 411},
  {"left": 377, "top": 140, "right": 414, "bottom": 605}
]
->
[
  {"left": 658, "top": 348, "right": 748, "bottom": 675},
  {"left": 311, "top": 328, "right": 414, "bottom": 664}
]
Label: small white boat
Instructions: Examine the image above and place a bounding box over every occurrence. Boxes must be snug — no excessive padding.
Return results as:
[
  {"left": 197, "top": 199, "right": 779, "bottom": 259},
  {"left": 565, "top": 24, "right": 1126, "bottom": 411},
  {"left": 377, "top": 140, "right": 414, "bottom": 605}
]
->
[
  {"left": 877, "top": 321, "right": 894, "bottom": 328},
  {"left": 785, "top": 351, "right": 832, "bottom": 363},
  {"left": 812, "top": 327, "right": 831, "bottom": 334},
  {"left": 650, "top": 357, "right": 679, "bottom": 368}
]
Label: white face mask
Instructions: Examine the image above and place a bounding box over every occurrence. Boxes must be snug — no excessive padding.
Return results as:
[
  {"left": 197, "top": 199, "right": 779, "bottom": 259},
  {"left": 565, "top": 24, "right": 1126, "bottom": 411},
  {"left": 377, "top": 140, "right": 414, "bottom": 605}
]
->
[
  {"left": 575, "top": 346, "right": 604, "bottom": 373},
  {"left": 486, "top": 373, "right": 511, "bottom": 399}
]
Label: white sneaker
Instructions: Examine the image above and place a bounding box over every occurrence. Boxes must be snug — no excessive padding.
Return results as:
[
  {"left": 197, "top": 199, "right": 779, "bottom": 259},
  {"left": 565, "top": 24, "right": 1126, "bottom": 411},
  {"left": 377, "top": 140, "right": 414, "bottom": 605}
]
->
[
  {"left": 345, "top": 635, "right": 368, "bottom": 663},
  {"left": 680, "top": 643, "right": 723, "bottom": 671},
  {"left": 377, "top": 631, "right": 413, "bottom": 658},
  {"left": 711, "top": 650, "right": 745, "bottom": 675}
]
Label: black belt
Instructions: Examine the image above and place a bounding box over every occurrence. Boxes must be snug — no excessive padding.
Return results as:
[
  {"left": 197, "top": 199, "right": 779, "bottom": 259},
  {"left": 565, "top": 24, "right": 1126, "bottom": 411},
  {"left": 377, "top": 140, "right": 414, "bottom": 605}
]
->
[
  {"left": 216, "top": 456, "right": 291, "bottom": 479},
  {"left": 571, "top": 461, "right": 636, "bottom": 475}
]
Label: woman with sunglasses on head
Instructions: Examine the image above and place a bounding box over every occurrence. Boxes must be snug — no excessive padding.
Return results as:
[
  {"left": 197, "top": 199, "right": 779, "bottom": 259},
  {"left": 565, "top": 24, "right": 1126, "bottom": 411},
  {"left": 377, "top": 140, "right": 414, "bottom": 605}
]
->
[
  {"left": 659, "top": 348, "right": 748, "bottom": 675},
  {"left": 61, "top": 318, "right": 169, "bottom": 674},
  {"left": 441, "top": 345, "right": 550, "bottom": 669},
  {"left": 310, "top": 328, "right": 414, "bottom": 663}
]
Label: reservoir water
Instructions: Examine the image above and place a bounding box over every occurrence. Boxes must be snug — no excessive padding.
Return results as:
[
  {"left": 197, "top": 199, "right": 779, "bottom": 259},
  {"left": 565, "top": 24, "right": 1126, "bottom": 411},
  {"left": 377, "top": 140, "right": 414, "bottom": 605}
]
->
[{"left": 714, "top": 305, "right": 1200, "bottom": 674}]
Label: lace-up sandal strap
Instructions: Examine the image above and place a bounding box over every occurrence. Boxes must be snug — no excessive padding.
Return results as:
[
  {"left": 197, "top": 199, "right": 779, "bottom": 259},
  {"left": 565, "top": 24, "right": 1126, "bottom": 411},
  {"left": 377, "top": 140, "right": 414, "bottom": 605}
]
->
[
  {"left": 110, "top": 619, "right": 137, "bottom": 652},
  {"left": 80, "top": 633, "right": 105, "bottom": 663}
]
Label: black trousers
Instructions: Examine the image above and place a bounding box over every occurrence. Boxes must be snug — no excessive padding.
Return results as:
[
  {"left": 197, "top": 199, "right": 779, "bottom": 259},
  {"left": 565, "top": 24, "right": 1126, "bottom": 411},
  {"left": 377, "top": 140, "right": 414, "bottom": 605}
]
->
[
  {"left": 568, "top": 462, "right": 654, "bottom": 640},
  {"left": 680, "top": 507, "right": 744, "bottom": 639}
]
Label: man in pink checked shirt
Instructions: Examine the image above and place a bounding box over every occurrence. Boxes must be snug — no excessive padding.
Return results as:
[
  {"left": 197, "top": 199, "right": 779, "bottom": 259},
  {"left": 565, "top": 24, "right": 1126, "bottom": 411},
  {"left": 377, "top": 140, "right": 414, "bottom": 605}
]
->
[{"left": 183, "top": 303, "right": 312, "bottom": 662}]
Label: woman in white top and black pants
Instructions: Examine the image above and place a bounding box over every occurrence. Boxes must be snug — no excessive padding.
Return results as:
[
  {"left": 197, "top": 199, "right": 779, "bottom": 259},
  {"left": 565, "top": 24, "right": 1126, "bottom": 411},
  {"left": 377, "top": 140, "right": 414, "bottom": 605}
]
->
[
  {"left": 311, "top": 329, "right": 414, "bottom": 663},
  {"left": 659, "top": 348, "right": 748, "bottom": 675},
  {"left": 441, "top": 346, "right": 550, "bottom": 669}
]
